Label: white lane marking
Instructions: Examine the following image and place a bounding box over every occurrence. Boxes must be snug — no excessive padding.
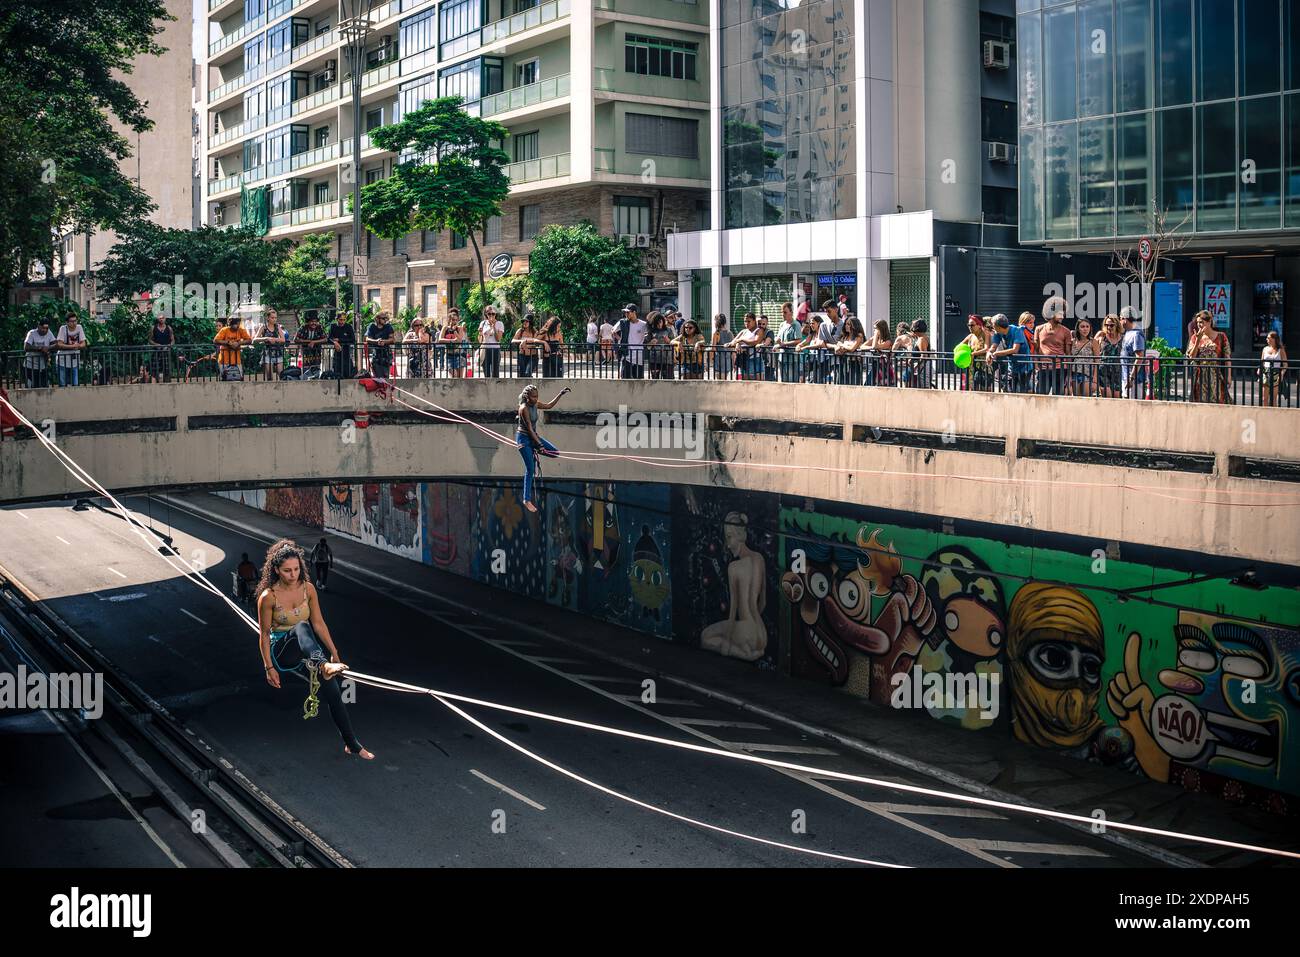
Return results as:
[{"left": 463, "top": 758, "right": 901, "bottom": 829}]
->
[
  {"left": 962, "top": 839, "right": 1108, "bottom": 858},
  {"left": 613, "top": 694, "right": 703, "bottom": 708},
  {"left": 97, "top": 592, "right": 148, "bottom": 603},
  {"left": 729, "top": 742, "right": 839, "bottom": 756},
  {"left": 56, "top": 536, "right": 73, "bottom": 546},
  {"left": 107, "top": 566, "right": 129, "bottom": 579},
  {"left": 872, "top": 803, "right": 1008, "bottom": 820},
  {"left": 486, "top": 638, "right": 537, "bottom": 648},
  {"left": 529, "top": 656, "right": 588, "bottom": 666},
  {"left": 469, "top": 769, "right": 546, "bottom": 811},
  {"left": 179, "top": 608, "right": 208, "bottom": 626},
  {"left": 16, "top": 511, "right": 29, "bottom": 520},
  {"left": 677, "top": 718, "right": 772, "bottom": 731}
]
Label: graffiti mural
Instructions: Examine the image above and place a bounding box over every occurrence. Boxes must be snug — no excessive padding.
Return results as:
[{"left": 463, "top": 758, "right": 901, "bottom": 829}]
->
[
  {"left": 422, "top": 482, "right": 472, "bottom": 575},
  {"left": 674, "top": 487, "right": 778, "bottom": 666},
  {"left": 360, "top": 483, "right": 421, "bottom": 559},
  {"left": 264, "top": 486, "right": 323, "bottom": 528},
  {"left": 323, "top": 483, "right": 361, "bottom": 539}
]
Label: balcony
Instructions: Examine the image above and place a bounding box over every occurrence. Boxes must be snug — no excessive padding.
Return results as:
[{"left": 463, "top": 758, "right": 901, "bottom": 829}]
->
[
  {"left": 594, "top": 66, "right": 707, "bottom": 103},
  {"left": 594, "top": 147, "right": 706, "bottom": 183},
  {"left": 270, "top": 199, "right": 341, "bottom": 229},
  {"left": 593, "top": 0, "right": 706, "bottom": 25},
  {"left": 505, "top": 152, "right": 570, "bottom": 185},
  {"left": 481, "top": 0, "right": 570, "bottom": 45},
  {"left": 470, "top": 73, "right": 570, "bottom": 119}
]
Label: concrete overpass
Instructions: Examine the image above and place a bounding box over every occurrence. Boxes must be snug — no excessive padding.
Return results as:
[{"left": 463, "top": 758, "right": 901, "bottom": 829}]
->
[{"left": 2, "top": 378, "right": 1298, "bottom": 568}]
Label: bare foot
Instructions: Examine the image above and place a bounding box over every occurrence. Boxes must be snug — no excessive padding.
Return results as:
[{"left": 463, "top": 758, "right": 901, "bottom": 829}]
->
[
  {"left": 344, "top": 745, "right": 375, "bottom": 760},
  {"left": 523, "top": 500, "right": 537, "bottom": 513},
  {"left": 320, "top": 661, "right": 348, "bottom": 680}
]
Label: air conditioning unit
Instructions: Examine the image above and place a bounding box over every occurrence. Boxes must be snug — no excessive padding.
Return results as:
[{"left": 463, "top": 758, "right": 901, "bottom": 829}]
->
[
  {"left": 620, "top": 233, "right": 638, "bottom": 248},
  {"left": 376, "top": 37, "right": 393, "bottom": 62},
  {"left": 987, "top": 141, "right": 1015, "bottom": 164},
  {"left": 323, "top": 60, "right": 337, "bottom": 82},
  {"left": 635, "top": 233, "right": 651, "bottom": 249},
  {"left": 983, "top": 40, "right": 1011, "bottom": 70}
]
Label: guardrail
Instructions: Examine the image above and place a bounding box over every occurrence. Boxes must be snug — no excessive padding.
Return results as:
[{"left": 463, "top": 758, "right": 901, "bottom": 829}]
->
[{"left": 3, "top": 344, "right": 1295, "bottom": 407}]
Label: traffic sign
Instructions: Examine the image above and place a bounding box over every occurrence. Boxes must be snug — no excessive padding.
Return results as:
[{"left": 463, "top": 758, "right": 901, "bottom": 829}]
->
[
  {"left": 1138, "top": 237, "right": 1154, "bottom": 263},
  {"left": 353, "top": 255, "right": 368, "bottom": 284}
]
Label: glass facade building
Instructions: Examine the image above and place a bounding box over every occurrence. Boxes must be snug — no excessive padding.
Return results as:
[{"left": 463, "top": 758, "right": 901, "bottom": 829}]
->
[
  {"left": 1017, "top": 0, "right": 1300, "bottom": 243},
  {"left": 721, "top": 0, "right": 855, "bottom": 228}
]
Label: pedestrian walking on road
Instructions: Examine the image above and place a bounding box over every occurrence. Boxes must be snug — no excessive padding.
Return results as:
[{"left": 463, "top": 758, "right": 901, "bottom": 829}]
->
[{"left": 310, "top": 537, "right": 333, "bottom": 590}]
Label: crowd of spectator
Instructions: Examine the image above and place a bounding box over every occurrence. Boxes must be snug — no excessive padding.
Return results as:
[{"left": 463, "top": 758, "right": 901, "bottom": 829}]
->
[{"left": 13, "top": 297, "right": 1292, "bottom": 407}]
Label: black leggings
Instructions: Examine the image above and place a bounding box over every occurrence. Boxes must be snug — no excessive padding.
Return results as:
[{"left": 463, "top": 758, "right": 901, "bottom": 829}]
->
[{"left": 271, "top": 622, "right": 361, "bottom": 750}]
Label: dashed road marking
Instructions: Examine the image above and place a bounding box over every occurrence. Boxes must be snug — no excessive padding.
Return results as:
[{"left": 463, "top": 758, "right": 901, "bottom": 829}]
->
[
  {"left": 873, "top": 803, "right": 1008, "bottom": 820},
  {"left": 565, "top": 674, "right": 644, "bottom": 685},
  {"left": 962, "top": 839, "right": 1108, "bottom": 858},
  {"left": 180, "top": 608, "right": 208, "bottom": 626},
  {"left": 677, "top": 718, "right": 772, "bottom": 731},
  {"left": 729, "top": 742, "right": 840, "bottom": 756},
  {"left": 107, "top": 566, "right": 129, "bottom": 580},
  {"left": 613, "top": 694, "right": 703, "bottom": 708},
  {"left": 470, "top": 769, "right": 546, "bottom": 811},
  {"left": 55, "top": 536, "right": 72, "bottom": 546}
]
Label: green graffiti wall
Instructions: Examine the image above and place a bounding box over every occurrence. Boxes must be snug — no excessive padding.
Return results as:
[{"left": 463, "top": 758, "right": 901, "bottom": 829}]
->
[{"left": 213, "top": 480, "right": 1300, "bottom": 814}]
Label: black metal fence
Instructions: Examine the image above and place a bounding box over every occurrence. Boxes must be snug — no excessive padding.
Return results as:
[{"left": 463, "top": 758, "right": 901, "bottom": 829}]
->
[{"left": 2, "top": 342, "right": 1295, "bottom": 408}]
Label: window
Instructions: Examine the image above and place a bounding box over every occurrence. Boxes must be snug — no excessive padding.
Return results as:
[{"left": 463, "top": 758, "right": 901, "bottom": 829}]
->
[
  {"left": 1078, "top": 117, "right": 1115, "bottom": 237},
  {"left": 367, "top": 288, "right": 382, "bottom": 304},
  {"left": 439, "top": 0, "right": 481, "bottom": 57},
  {"left": 1019, "top": 11, "right": 1042, "bottom": 126},
  {"left": 315, "top": 17, "right": 330, "bottom": 36},
  {"left": 1045, "top": 121, "right": 1078, "bottom": 240},
  {"left": 625, "top": 34, "right": 698, "bottom": 80},
  {"left": 1240, "top": 95, "right": 1282, "bottom": 229},
  {"left": 421, "top": 230, "right": 437, "bottom": 253},
  {"left": 398, "top": 74, "right": 434, "bottom": 122},
  {"left": 614, "top": 196, "right": 652, "bottom": 235},
  {"left": 1078, "top": 0, "right": 1113, "bottom": 117},
  {"left": 696, "top": 199, "right": 709, "bottom": 230},
  {"left": 1197, "top": 101, "right": 1237, "bottom": 231},
  {"left": 1117, "top": 112, "right": 1153, "bottom": 234},
  {"left": 981, "top": 98, "right": 1016, "bottom": 144},
  {"left": 394, "top": 233, "right": 406, "bottom": 256},
  {"left": 1043, "top": 3, "right": 1077, "bottom": 123},
  {"left": 520, "top": 204, "right": 540, "bottom": 240},
  {"left": 514, "top": 130, "right": 539, "bottom": 162},
  {"left": 395, "top": 288, "right": 407, "bottom": 312},
  {"left": 1286, "top": 93, "right": 1300, "bottom": 226},
  {"left": 982, "top": 186, "right": 1018, "bottom": 226},
  {"left": 451, "top": 231, "right": 467, "bottom": 249},
  {"left": 314, "top": 182, "right": 329, "bottom": 204},
  {"left": 1116, "top": 0, "right": 1152, "bottom": 113},
  {"left": 1197, "top": 0, "right": 1235, "bottom": 103},
  {"left": 626, "top": 113, "right": 698, "bottom": 158},
  {"left": 515, "top": 59, "right": 539, "bottom": 87},
  {"left": 1159, "top": 0, "right": 1194, "bottom": 106},
  {"left": 366, "top": 108, "right": 383, "bottom": 132},
  {"left": 400, "top": 9, "right": 434, "bottom": 58},
  {"left": 365, "top": 167, "right": 382, "bottom": 186},
  {"left": 314, "top": 126, "right": 329, "bottom": 148},
  {"left": 1158, "top": 107, "right": 1195, "bottom": 221},
  {"left": 484, "top": 215, "right": 502, "bottom": 245},
  {"left": 422, "top": 285, "right": 438, "bottom": 317}
]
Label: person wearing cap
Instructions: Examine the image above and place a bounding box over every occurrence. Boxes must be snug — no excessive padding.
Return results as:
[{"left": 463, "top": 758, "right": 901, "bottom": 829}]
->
[
  {"left": 478, "top": 305, "right": 505, "bottom": 378},
  {"left": 403, "top": 315, "right": 432, "bottom": 377},
  {"left": 327, "top": 310, "right": 356, "bottom": 378},
  {"left": 617, "top": 303, "right": 647, "bottom": 379},
  {"left": 988, "top": 313, "right": 1030, "bottom": 393},
  {"left": 1119, "top": 306, "right": 1147, "bottom": 399}
]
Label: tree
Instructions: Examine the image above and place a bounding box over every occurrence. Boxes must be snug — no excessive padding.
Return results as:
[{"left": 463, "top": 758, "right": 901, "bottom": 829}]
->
[
  {"left": 362, "top": 96, "right": 510, "bottom": 310},
  {"left": 527, "top": 223, "right": 641, "bottom": 337},
  {"left": 0, "top": 0, "right": 169, "bottom": 298},
  {"left": 96, "top": 224, "right": 290, "bottom": 307},
  {"left": 265, "top": 232, "right": 337, "bottom": 315},
  {"left": 1110, "top": 202, "right": 1192, "bottom": 304},
  {"left": 458, "top": 274, "right": 533, "bottom": 335}
]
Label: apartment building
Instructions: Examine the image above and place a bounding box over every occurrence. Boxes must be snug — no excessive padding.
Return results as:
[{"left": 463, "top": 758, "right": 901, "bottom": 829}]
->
[
  {"left": 668, "top": 0, "right": 1048, "bottom": 344},
  {"left": 57, "top": 0, "right": 195, "bottom": 313},
  {"left": 200, "top": 0, "right": 711, "bottom": 320}
]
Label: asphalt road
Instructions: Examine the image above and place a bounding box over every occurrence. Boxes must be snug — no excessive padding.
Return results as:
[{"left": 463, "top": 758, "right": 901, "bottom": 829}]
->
[{"left": 0, "top": 498, "right": 1157, "bottom": 868}]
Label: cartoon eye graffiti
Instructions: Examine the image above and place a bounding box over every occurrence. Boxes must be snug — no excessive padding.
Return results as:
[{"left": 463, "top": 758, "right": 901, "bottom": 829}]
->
[
  {"left": 810, "top": 572, "right": 830, "bottom": 600},
  {"left": 605, "top": 505, "right": 617, "bottom": 529},
  {"left": 944, "top": 610, "right": 960, "bottom": 631},
  {"left": 837, "top": 578, "right": 862, "bottom": 612},
  {"left": 1222, "top": 655, "right": 1267, "bottom": 679},
  {"left": 652, "top": 570, "right": 662, "bottom": 586},
  {"left": 988, "top": 629, "right": 1002, "bottom": 647},
  {"left": 1178, "top": 649, "right": 1217, "bottom": 672},
  {"left": 1028, "top": 641, "right": 1102, "bottom": 689},
  {"left": 1286, "top": 670, "right": 1300, "bottom": 707}
]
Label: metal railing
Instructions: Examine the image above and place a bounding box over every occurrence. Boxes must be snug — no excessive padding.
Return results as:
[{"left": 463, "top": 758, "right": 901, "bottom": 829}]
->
[
  {"left": 470, "top": 73, "right": 570, "bottom": 119},
  {"left": 4, "top": 344, "right": 1295, "bottom": 408},
  {"left": 505, "top": 152, "right": 570, "bottom": 184},
  {"left": 481, "top": 0, "right": 570, "bottom": 44}
]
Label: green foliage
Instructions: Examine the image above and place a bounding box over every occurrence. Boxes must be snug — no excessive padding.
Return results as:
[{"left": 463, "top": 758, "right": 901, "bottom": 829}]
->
[
  {"left": 527, "top": 223, "right": 641, "bottom": 330},
  {"left": 395, "top": 304, "right": 420, "bottom": 335},
  {"left": 265, "top": 233, "right": 337, "bottom": 315},
  {"left": 457, "top": 274, "right": 533, "bottom": 336},
  {"left": 1148, "top": 336, "right": 1187, "bottom": 401},
  {"left": 0, "top": 0, "right": 169, "bottom": 291},
  {"left": 96, "top": 224, "right": 290, "bottom": 304},
  {"left": 361, "top": 97, "right": 510, "bottom": 306}
]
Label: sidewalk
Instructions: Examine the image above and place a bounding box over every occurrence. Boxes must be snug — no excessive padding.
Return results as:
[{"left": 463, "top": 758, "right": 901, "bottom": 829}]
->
[{"left": 168, "top": 490, "right": 1298, "bottom": 868}]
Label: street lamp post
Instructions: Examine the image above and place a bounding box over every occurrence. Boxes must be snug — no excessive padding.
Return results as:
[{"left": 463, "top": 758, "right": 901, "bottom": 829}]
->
[{"left": 339, "top": 1, "right": 377, "bottom": 318}]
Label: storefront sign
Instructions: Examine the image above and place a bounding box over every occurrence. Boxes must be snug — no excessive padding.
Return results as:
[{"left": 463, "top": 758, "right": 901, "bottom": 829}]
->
[
  {"left": 487, "top": 253, "right": 514, "bottom": 279},
  {"left": 1202, "top": 282, "right": 1232, "bottom": 331},
  {"left": 1153, "top": 280, "right": 1184, "bottom": 347},
  {"left": 1253, "top": 281, "right": 1284, "bottom": 348},
  {"left": 816, "top": 273, "right": 857, "bottom": 285}
]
